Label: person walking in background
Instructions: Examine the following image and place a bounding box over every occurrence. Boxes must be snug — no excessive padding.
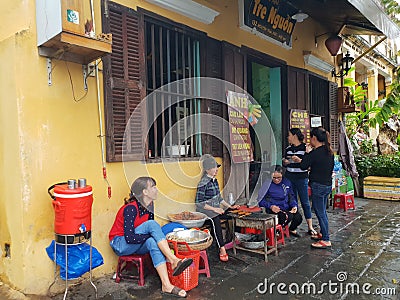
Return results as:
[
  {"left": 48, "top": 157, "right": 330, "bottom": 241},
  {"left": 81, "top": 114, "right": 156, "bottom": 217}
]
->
[
  {"left": 109, "top": 177, "right": 192, "bottom": 298},
  {"left": 352, "top": 127, "right": 368, "bottom": 150},
  {"left": 291, "top": 127, "right": 334, "bottom": 249},
  {"left": 282, "top": 128, "right": 316, "bottom": 236},
  {"left": 257, "top": 165, "right": 303, "bottom": 237},
  {"left": 195, "top": 154, "right": 240, "bottom": 262}
]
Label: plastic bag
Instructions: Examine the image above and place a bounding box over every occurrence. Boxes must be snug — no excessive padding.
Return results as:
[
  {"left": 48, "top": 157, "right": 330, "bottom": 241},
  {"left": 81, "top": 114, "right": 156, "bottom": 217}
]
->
[
  {"left": 46, "top": 240, "right": 104, "bottom": 280},
  {"left": 161, "top": 222, "right": 187, "bottom": 235}
]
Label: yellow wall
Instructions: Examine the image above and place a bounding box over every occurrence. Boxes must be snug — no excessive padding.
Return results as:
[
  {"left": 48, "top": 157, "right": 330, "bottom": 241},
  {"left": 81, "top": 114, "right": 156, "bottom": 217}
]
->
[
  {"left": 120, "top": 0, "right": 335, "bottom": 75},
  {"left": 0, "top": 0, "right": 342, "bottom": 295}
]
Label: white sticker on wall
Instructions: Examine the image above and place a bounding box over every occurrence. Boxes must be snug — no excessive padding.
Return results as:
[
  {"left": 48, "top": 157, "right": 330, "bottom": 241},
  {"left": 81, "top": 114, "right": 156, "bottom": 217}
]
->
[{"left": 67, "top": 9, "right": 80, "bottom": 24}]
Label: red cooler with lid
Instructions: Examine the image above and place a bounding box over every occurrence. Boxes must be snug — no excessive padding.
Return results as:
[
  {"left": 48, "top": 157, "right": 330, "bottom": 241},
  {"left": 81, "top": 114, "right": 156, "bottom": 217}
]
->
[{"left": 49, "top": 181, "right": 93, "bottom": 238}]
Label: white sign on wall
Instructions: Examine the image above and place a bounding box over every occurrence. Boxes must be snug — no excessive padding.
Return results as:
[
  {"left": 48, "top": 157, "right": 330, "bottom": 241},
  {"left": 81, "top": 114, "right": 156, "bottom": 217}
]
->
[{"left": 311, "top": 116, "right": 322, "bottom": 127}]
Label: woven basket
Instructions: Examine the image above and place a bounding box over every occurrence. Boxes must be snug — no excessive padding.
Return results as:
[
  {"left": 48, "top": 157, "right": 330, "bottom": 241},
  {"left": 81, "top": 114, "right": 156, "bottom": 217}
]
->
[{"left": 169, "top": 236, "right": 213, "bottom": 252}]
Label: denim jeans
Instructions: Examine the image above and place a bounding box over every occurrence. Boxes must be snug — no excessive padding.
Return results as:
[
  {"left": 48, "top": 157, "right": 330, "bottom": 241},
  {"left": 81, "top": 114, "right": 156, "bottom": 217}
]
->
[
  {"left": 310, "top": 182, "right": 332, "bottom": 241},
  {"left": 110, "top": 220, "right": 166, "bottom": 268},
  {"left": 290, "top": 178, "right": 312, "bottom": 219}
]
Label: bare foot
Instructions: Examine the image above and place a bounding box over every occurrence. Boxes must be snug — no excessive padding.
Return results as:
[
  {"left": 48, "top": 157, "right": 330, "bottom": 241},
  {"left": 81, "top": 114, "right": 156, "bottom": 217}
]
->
[
  {"left": 162, "top": 285, "right": 187, "bottom": 297},
  {"left": 170, "top": 258, "right": 181, "bottom": 270}
]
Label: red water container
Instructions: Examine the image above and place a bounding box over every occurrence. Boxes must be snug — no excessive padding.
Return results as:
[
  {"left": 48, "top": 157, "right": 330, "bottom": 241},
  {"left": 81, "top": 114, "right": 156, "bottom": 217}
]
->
[{"left": 51, "top": 184, "right": 93, "bottom": 235}]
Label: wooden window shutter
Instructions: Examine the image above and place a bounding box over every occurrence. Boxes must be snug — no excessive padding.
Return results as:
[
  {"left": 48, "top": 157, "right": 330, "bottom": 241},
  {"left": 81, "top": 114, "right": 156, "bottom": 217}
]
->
[
  {"left": 102, "top": 3, "right": 146, "bottom": 162},
  {"left": 221, "top": 42, "right": 248, "bottom": 200},
  {"left": 203, "top": 37, "right": 223, "bottom": 157},
  {"left": 329, "top": 81, "right": 339, "bottom": 152},
  {"left": 287, "top": 66, "right": 308, "bottom": 111}
]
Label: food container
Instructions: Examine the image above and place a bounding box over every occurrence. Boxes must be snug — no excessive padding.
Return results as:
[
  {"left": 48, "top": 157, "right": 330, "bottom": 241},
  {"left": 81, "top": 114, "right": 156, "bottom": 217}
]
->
[
  {"left": 168, "top": 212, "right": 208, "bottom": 228},
  {"left": 166, "top": 229, "right": 211, "bottom": 245},
  {"left": 235, "top": 232, "right": 265, "bottom": 249}
]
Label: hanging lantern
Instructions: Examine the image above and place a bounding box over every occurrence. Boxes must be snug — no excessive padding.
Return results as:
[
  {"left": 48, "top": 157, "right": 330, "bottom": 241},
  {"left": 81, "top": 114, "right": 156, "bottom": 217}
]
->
[{"left": 325, "top": 35, "right": 343, "bottom": 56}]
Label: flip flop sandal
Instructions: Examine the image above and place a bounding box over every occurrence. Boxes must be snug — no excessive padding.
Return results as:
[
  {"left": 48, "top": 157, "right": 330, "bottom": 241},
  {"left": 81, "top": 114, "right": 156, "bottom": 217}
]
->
[
  {"left": 290, "top": 231, "right": 301, "bottom": 237},
  {"left": 219, "top": 253, "right": 229, "bottom": 262},
  {"left": 310, "top": 233, "right": 323, "bottom": 241},
  {"left": 311, "top": 240, "right": 332, "bottom": 249},
  {"left": 161, "top": 286, "right": 187, "bottom": 298},
  {"left": 307, "top": 229, "right": 318, "bottom": 236},
  {"left": 172, "top": 258, "right": 193, "bottom": 276}
]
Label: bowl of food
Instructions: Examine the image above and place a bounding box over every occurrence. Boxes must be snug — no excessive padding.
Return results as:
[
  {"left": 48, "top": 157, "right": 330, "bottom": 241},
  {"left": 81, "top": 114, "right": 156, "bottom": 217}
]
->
[
  {"left": 166, "top": 229, "right": 210, "bottom": 245},
  {"left": 167, "top": 211, "right": 208, "bottom": 228}
]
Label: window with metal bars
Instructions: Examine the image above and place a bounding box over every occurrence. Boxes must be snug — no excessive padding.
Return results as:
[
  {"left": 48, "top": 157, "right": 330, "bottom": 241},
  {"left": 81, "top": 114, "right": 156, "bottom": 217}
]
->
[
  {"left": 102, "top": 3, "right": 223, "bottom": 162},
  {"left": 145, "top": 20, "right": 202, "bottom": 159}
]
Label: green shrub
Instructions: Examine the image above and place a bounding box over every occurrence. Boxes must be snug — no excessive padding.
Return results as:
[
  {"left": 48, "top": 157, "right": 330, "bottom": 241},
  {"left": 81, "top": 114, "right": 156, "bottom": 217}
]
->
[{"left": 355, "top": 153, "right": 400, "bottom": 180}]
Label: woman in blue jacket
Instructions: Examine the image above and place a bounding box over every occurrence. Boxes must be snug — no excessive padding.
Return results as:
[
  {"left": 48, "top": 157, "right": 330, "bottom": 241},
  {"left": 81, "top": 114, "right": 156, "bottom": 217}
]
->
[{"left": 258, "top": 166, "right": 303, "bottom": 237}]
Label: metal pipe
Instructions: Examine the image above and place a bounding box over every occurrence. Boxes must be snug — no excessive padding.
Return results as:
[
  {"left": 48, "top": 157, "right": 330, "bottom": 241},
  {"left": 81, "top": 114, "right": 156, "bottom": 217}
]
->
[
  {"left": 90, "top": 0, "right": 96, "bottom": 34},
  {"left": 352, "top": 37, "right": 387, "bottom": 65}
]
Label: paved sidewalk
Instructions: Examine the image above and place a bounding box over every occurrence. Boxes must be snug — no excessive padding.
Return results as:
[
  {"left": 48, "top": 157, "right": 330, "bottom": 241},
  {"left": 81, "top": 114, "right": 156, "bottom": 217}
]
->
[{"left": 3, "top": 197, "right": 400, "bottom": 299}]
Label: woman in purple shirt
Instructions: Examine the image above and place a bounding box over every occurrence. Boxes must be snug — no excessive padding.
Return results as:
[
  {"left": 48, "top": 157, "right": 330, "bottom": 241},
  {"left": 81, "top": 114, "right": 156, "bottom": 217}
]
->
[{"left": 258, "top": 166, "right": 303, "bottom": 236}]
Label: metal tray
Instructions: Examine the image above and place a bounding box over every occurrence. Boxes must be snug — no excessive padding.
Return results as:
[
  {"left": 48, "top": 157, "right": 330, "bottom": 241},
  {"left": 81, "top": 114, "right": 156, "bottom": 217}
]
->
[
  {"left": 167, "top": 212, "right": 208, "bottom": 228},
  {"left": 235, "top": 232, "right": 265, "bottom": 249},
  {"left": 166, "top": 229, "right": 210, "bottom": 245},
  {"left": 240, "top": 240, "right": 265, "bottom": 249}
]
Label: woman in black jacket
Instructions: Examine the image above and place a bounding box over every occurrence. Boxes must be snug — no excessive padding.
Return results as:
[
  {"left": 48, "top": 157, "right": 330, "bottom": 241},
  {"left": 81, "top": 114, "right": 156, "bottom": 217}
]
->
[{"left": 292, "top": 127, "right": 334, "bottom": 249}]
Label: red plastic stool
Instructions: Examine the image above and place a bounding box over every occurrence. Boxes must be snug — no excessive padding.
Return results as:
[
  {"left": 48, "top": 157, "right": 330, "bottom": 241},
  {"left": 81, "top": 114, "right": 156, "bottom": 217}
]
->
[
  {"left": 333, "top": 193, "right": 355, "bottom": 211},
  {"left": 115, "top": 253, "right": 153, "bottom": 286},
  {"left": 266, "top": 224, "right": 285, "bottom": 247},
  {"left": 282, "top": 225, "right": 290, "bottom": 238},
  {"left": 241, "top": 228, "right": 261, "bottom": 234},
  {"left": 198, "top": 250, "right": 210, "bottom": 277}
]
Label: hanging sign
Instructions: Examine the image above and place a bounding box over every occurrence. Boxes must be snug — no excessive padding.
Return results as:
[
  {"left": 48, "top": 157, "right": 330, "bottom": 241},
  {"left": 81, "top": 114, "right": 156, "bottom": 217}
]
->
[
  {"left": 239, "top": 0, "right": 297, "bottom": 47},
  {"left": 289, "top": 109, "right": 311, "bottom": 144},
  {"left": 227, "top": 91, "right": 253, "bottom": 163},
  {"left": 311, "top": 116, "right": 322, "bottom": 127}
]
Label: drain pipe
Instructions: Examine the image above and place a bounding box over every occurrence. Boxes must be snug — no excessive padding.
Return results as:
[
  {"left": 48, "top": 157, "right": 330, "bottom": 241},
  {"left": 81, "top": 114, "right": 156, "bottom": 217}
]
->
[
  {"left": 91, "top": 0, "right": 111, "bottom": 198},
  {"left": 95, "top": 61, "right": 111, "bottom": 199}
]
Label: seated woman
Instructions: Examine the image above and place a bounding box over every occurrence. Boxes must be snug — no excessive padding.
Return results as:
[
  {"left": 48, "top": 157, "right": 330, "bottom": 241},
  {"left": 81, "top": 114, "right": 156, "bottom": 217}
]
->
[
  {"left": 257, "top": 166, "right": 303, "bottom": 237},
  {"left": 195, "top": 154, "right": 240, "bottom": 262},
  {"left": 109, "top": 177, "right": 192, "bottom": 298}
]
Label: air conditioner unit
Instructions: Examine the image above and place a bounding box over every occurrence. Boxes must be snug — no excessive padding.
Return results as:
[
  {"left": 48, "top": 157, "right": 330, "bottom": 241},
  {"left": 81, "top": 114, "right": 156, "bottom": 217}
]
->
[{"left": 36, "top": 0, "right": 112, "bottom": 65}]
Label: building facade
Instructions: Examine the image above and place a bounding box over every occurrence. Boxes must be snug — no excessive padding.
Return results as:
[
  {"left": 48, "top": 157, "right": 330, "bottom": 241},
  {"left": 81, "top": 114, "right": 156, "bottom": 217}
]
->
[{"left": 0, "top": 0, "right": 398, "bottom": 295}]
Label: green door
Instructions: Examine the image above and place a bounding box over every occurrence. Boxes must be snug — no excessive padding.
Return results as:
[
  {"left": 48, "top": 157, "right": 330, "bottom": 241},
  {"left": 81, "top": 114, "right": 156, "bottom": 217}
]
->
[{"left": 251, "top": 62, "right": 282, "bottom": 164}]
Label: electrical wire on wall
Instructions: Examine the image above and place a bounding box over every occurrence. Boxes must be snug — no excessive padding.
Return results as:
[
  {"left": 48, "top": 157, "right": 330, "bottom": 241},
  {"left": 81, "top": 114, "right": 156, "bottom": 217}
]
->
[{"left": 64, "top": 61, "right": 89, "bottom": 102}]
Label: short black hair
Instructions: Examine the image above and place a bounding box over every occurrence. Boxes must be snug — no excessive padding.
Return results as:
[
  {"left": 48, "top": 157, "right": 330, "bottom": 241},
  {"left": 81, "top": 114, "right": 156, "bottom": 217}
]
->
[{"left": 289, "top": 128, "right": 304, "bottom": 142}]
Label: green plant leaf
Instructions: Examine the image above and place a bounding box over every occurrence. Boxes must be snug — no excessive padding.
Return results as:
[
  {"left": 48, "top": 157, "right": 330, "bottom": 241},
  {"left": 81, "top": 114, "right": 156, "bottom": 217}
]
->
[{"left": 343, "top": 78, "right": 358, "bottom": 86}]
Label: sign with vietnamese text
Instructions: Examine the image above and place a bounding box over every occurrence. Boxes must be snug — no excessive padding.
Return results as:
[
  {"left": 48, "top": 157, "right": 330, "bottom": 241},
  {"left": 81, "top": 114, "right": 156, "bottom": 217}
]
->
[
  {"left": 227, "top": 91, "right": 253, "bottom": 163},
  {"left": 289, "top": 109, "right": 310, "bottom": 144},
  {"left": 240, "top": 0, "right": 297, "bottom": 46}
]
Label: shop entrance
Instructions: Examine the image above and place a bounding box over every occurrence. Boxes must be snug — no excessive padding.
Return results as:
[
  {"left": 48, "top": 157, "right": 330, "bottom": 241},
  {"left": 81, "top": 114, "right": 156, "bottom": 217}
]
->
[{"left": 247, "top": 61, "right": 282, "bottom": 194}]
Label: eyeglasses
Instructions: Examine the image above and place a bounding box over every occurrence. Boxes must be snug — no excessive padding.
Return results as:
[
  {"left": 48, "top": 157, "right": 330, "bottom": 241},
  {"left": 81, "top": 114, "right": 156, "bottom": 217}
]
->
[{"left": 272, "top": 176, "right": 282, "bottom": 180}]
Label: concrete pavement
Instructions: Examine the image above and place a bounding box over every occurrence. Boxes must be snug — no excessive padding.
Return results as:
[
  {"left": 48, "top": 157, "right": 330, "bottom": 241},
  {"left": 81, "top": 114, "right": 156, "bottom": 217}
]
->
[{"left": 3, "top": 197, "right": 400, "bottom": 299}]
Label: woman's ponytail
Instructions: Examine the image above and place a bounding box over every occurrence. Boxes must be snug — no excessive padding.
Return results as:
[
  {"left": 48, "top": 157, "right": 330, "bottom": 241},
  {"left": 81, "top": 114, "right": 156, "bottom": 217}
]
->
[
  {"left": 324, "top": 130, "right": 333, "bottom": 155},
  {"left": 310, "top": 127, "right": 333, "bottom": 155}
]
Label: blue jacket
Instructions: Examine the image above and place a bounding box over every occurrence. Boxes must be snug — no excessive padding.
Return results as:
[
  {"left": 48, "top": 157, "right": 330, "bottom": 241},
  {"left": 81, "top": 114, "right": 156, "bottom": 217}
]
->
[{"left": 257, "top": 178, "right": 297, "bottom": 211}]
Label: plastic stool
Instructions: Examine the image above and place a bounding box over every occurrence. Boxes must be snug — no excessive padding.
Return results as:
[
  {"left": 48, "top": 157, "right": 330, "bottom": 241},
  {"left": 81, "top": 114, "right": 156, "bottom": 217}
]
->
[
  {"left": 282, "top": 225, "right": 290, "bottom": 238},
  {"left": 115, "top": 253, "right": 153, "bottom": 286},
  {"left": 198, "top": 250, "right": 210, "bottom": 277},
  {"left": 266, "top": 224, "right": 285, "bottom": 247},
  {"left": 333, "top": 193, "right": 355, "bottom": 211}
]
